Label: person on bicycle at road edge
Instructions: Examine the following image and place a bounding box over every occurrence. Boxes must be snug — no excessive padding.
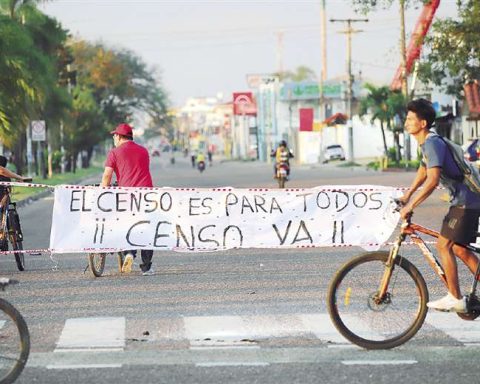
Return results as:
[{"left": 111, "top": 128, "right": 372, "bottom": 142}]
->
[
  {"left": 101, "top": 123, "right": 156, "bottom": 276},
  {"left": 399, "top": 98, "right": 480, "bottom": 313},
  {"left": 0, "top": 155, "right": 31, "bottom": 202}
]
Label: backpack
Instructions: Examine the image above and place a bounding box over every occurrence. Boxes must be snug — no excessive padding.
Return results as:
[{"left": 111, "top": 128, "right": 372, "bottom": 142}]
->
[{"left": 432, "top": 132, "right": 480, "bottom": 195}]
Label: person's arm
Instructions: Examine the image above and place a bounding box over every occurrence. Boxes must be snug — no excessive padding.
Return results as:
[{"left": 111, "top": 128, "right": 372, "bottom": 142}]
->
[
  {"left": 0, "top": 166, "right": 28, "bottom": 181},
  {"left": 101, "top": 167, "right": 114, "bottom": 187},
  {"left": 400, "top": 166, "right": 440, "bottom": 219},
  {"left": 400, "top": 165, "right": 427, "bottom": 203}
]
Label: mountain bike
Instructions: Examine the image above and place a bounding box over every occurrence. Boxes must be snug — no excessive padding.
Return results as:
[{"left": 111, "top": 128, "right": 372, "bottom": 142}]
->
[
  {"left": 0, "top": 278, "right": 30, "bottom": 384},
  {"left": 0, "top": 179, "right": 32, "bottom": 271},
  {"left": 327, "top": 201, "right": 480, "bottom": 349}
]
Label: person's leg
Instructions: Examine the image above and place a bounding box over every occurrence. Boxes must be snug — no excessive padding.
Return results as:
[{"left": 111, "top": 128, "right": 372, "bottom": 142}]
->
[
  {"left": 427, "top": 206, "right": 469, "bottom": 312},
  {"left": 453, "top": 245, "right": 479, "bottom": 276},
  {"left": 436, "top": 236, "right": 461, "bottom": 298},
  {"left": 140, "top": 250, "right": 153, "bottom": 273},
  {"left": 122, "top": 250, "right": 136, "bottom": 273},
  {"left": 452, "top": 209, "right": 480, "bottom": 277}
]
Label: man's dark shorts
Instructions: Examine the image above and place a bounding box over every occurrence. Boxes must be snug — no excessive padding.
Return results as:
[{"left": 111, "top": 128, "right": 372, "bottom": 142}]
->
[{"left": 441, "top": 206, "right": 480, "bottom": 245}]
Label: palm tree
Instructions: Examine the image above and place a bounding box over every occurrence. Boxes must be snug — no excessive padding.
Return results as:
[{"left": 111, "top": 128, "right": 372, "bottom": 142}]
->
[
  {"left": 0, "top": 0, "right": 49, "bottom": 20},
  {"left": 273, "top": 65, "right": 317, "bottom": 82},
  {"left": 359, "top": 83, "right": 391, "bottom": 156},
  {"left": 360, "top": 83, "right": 406, "bottom": 162}
]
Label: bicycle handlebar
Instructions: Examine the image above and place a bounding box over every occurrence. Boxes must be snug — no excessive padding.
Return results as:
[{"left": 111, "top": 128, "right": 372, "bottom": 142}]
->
[{"left": 393, "top": 198, "right": 413, "bottom": 223}]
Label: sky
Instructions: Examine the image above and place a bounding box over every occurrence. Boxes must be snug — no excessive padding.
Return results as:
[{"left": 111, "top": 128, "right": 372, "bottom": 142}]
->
[{"left": 40, "top": 0, "right": 460, "bottom": 107}]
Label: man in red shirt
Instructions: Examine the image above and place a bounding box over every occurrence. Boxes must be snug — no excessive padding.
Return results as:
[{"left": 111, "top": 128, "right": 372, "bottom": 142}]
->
[{"left": 101, "top": 123, "right": 155, "bottom": 276}]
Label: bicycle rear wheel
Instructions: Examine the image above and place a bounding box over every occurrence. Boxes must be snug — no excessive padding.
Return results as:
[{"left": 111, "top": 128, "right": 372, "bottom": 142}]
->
[
  {"left": 0, "top": 298, "right": 30, "bottom": 384},
  {"left": 88, "top": 253, "right": 106, "bottom": 277},
  {"left": 327, "top": 251, "right": 428, "bottom": 349}
]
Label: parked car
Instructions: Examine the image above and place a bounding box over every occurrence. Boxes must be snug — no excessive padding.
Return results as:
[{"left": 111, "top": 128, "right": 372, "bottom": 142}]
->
[{"left": 322, "top": 144, "right": 346, "bottom": 163}]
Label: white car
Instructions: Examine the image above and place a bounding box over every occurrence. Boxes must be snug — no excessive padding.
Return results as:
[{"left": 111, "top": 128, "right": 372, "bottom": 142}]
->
[{"left": 322, "top": 144, "right": 346, "bottom": 163}]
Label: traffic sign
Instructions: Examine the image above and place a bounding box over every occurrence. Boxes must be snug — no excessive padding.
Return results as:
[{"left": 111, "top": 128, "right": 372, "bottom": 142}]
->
[{"left": 31, "top": 120, "right": 46, "bottom": 141}]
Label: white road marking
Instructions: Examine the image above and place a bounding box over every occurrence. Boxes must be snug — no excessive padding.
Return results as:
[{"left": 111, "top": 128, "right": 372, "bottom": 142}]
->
[
  {"left": 55, "top": 317, "right": 125, "bottom": 351},
  {"left": 299, "top": 314, "right": 350, "bottom": 344},
  {"left": 47, "top": 364, "right": 122, "bottom": 370},
  {"left": 426, "top": 312, "right": 480, "bottom": 343},
  {"left": 342, "top": 360, "right": 417, "bottom": 365},
  {"left": 195, "top": 362, "right": 270, "bottom": 367},
  {"left": 0, "top": 320, "right": 5, "bottom": 329}
]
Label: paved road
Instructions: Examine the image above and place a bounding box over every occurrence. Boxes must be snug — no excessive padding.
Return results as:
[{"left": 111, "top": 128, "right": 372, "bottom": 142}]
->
[{"left": 2, "top": 156, "right": 479, "bottom": 384}]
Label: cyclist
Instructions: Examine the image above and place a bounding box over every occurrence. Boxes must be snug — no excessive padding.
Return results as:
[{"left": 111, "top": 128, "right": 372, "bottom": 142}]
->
[
  {"left": 399, "top": 98, "right": 480, "bottom": 313},
  {"left": 101, "top": 123, "right": 155, "bottom": 276},
  {"left": 271, "top": 140, "right": 294, "bottom": 179},
  {"left": 0, "top": 155, "right": 30, "bottom": 200}
]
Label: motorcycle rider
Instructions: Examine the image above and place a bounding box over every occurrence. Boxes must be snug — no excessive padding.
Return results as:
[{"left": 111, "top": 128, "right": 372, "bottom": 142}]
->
[
  {"left": 271, "top": 140, "right": 294, "bottom": 179},
  {"left": 196, "top": 152, "right": 206, "bottom": 171}
]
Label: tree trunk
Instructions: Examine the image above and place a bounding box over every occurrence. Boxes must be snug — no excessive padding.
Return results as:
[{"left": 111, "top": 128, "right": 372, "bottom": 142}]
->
[{"left": 380, "top": 121, "right": 388, "bottom": 156}]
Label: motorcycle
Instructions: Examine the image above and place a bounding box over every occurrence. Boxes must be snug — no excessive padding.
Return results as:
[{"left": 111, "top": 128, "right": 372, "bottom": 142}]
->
[
  {"left": 197, "top": 160, "right": 206, "bottom": 173},
  {"left": 276, "top": 162, "right": 289, "bottom": 188}
]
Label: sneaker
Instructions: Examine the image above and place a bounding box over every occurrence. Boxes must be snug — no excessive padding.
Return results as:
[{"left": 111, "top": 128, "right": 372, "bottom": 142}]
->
[
  {"left": 427, "top": 293, "right": 467, "bottom": 313},
  {"left": 142, "top": 268, "right": 155, "bottom": 276},
  {"left": 121, "top": 253, "right": 134, "bottom": 273}
]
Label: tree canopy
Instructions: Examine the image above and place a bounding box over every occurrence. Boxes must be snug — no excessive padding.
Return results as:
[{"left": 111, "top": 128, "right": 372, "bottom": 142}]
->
[{"left": 418, "top": 0, "right": 480, "bottom": 96}]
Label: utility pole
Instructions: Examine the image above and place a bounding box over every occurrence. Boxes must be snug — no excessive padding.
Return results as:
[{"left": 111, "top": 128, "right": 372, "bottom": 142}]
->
[
  {"left": 330, "top": 18, "right": 368, "bottom": 163},
  {"left": 319, "top": 0, "right": 327, "bottom": 124},
  {"left": 399, "top": 0, "right": 411, "bottom": 161},
  {"left": 320, "top": 0, "right": 327, "bottom": 82},
  {"left": 276, "top": 31, "right": 284, "bottom": 75}
]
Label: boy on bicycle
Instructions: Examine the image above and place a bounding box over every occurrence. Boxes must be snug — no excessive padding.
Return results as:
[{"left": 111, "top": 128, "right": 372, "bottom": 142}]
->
[{"left": 399, "top": 98, "right": 480, "bottom": 313}]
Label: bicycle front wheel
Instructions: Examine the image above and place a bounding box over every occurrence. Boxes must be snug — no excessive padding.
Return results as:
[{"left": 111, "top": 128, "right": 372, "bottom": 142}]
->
[
  {"left": 10, "top": 237, "right": 24, "bottom": 272},
  {"left": 7, "top": 210, "right": 25, "bottom": 272},
  {"left": 88, "top": 253, "right": 106, "bottom": 277},
  {"left": 327, "top": 251, "right": 428, "bottom": 349},
  {"left": 0, "top": 298, "right": 30, "bottom": 384}
]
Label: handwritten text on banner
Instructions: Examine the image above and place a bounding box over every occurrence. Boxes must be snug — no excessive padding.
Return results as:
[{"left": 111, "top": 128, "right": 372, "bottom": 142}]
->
[{"left": 49, "top": 185, "right": 401, "bottom": 253}]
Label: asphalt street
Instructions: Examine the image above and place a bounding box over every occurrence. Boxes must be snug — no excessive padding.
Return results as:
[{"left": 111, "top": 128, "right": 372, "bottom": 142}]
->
[{"left": 1, "top": 155, "right": 479, "bottom": 384}]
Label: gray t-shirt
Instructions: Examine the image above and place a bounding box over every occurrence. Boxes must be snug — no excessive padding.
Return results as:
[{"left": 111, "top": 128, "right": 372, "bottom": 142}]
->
[{"left": 421, "top": 133, "right": 480, "bottom": 209}]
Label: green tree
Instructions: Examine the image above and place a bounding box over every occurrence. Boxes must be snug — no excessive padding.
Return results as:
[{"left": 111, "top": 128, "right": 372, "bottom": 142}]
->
[
  {"left": 359, "top": 84, "right": 406, "bottom": 161},
  {"left": 359, "top": 84, "right": 391, "bottom": 156},
  {"left": 68, "top": 40, "right": 170, "bottom": 168},
  {"left": 274, "top": 65, "right": 317, "bottom": 82},
  {"left": 0, "top": 0, "right": 50, "bottom": 19},
  {"left": 418, "top": 0, "right": 480, "bottom": 96}
]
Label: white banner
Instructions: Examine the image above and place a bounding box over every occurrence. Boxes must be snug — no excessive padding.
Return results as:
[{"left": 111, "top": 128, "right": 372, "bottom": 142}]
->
[{"left": 49, "top": 185, "right": 401, "bottom": 253}]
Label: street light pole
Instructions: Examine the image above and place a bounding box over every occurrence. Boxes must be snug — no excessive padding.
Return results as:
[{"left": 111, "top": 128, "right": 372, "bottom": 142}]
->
[{"left": 330, "top": 18, "right": 368, "bottom": 163}]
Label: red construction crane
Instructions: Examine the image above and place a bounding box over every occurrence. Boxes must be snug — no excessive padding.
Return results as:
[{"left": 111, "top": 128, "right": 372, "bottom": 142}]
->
[{"left": 390, "top": 0, "right": 441, "bottom": 91}]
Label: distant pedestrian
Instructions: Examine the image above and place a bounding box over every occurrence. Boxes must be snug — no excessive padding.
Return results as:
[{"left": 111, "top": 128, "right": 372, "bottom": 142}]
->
[
  {"left": 190, "top": 150, "right": 197, "bottom": 168},
  {"left": 101, "top": 123, "right": 155, "bottom": 276}
]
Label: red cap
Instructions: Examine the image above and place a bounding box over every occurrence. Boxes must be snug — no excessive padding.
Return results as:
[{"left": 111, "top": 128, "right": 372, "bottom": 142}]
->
[{"left": 110, "top": 123, "right": 133, "bottom": 137}]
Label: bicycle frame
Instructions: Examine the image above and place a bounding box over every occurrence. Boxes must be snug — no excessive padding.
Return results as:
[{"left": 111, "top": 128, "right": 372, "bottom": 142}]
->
[{"left": 377, "top": 215, "right": 480, "bottom": 303}]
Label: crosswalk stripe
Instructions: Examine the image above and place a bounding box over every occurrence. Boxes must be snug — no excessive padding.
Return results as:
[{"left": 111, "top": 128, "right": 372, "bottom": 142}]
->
[
  {"left": 184, "top": 314, "right": 346, "bottom": 346},
  {"left": 299, "top": 314, "right": 350, "bottom": 344},
  {"left": 55, "top": 317, "right": 125, "bottom": 351},
  {"left": 426, "top": 312, "right": 480, "bottom": 343},
  {"left": 49, "top": 312, "right": 480, "bottom": 353}
]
